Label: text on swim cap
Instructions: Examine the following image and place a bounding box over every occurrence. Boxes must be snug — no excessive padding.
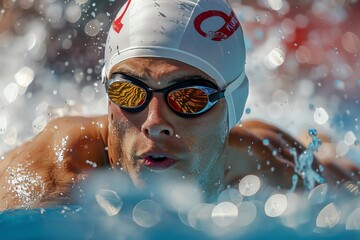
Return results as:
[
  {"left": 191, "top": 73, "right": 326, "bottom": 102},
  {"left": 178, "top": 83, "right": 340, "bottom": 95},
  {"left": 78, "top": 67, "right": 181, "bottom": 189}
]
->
[
  {"left": 112, "top": 0, "right": 132, "bottom": 33},
  {"left": 194, "top": 10, "right": 240, "bottom": 41}
]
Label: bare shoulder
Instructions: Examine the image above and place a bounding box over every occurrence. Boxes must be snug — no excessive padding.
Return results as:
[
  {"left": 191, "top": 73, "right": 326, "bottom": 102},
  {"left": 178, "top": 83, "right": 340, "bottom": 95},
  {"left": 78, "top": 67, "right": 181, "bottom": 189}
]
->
[
  {"left": 0, "top": 115, "right": 109, "bottom": 210},
  {"left": 225, "top": 119, "right": 359, "bottom": 189},
  {"left": 225, "top": 119, "right": 302, "bottom": 189}
]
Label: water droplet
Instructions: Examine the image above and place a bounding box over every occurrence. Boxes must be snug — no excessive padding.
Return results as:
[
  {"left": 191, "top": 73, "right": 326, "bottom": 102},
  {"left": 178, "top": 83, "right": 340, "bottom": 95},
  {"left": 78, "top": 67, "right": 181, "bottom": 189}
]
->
[
  {"left": 85, "top": 19, "right": 101, "bottom": 37},
  {"left": 268, "top": 0, "right": 283, "bottom": 11},
  {"left": 267, "top": 47, "right": 285, "bottom": 68},
  {"left": 314, "top": 107, "right": 329, "bottom": 125},
  {"left": 4, "top": 83, "right": 19, "bottom": 104},
  {"left": 336, "top": 140, "right": 350, "bottom": 157},
  {"left": 186, "top": 203, "right": 213, "bottom": 230},
  {"left": 263, "top": 138, "right": 270, "bottom": 146},
  {"left": 245, "top": 108, "right": 251, "bottom": 114},
  {"left": 85, "top": 160, "right": 97, "bottom": 168},
  {"left": 309, "top": 103, "right": 315, "bottom": 110},
  {"left": 239, "top": 175, "right": 261, "bottom": 196},
  {"left": 81, "top": 86, "right": 95, "bottom": 103},
  {"left": 272, "top": 150, "right": 278, "bottom": 156},
  {"left": 308, "top": 183, "right": 328, "bottom": 204},
  {"left": 33, "top": 116, "right": 47, "bottom": 134},
  {"left": 95, "top": 189, "right": 123, "bottom": 216},
  {"left": 344, "top": 131, "right": 356, "bottom": 146},
  {"left": 334, "top": 79, "right": 345, "bottom": 90},
  {"left": 264, "top": 194, "right": 287, "bottom": 217},
  {"left": 316, "top": 203, "right": 341, "bottom": 228},
  {"left": 217, "top": 188, "right": 243, "bottom": 205},
  {"left": 267, "top": 101, "right": 283, "bottom": 119},
  {"left": 237, "top": 201, "right": 257, "bottom": 226},
  {"left": 15, "top": 67, "right": 34, "bottom": 87},
  {"left": 133, "top": 199, "right": 161, "bottom": 228},
  {"left": 346, "top": 208, "right": 360, "bottom": 230},
  {"left": 211, "top": 202, "right": 238, "bottom": 227},
  {"left": 257, "top": 163, "right": 261, "bottom": 170},
  {"left": 0, "top": 116, "right": 7, "bottom": 135}
]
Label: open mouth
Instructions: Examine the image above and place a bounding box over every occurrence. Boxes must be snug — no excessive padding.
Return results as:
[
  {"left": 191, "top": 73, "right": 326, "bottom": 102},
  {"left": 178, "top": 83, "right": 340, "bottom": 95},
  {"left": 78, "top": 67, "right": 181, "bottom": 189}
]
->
[
  {"left": 151, "top": 156, "right": 167, "bottom": 161},
  {"left": 143, "top": 155, "right": 177, "bottom": 170}
]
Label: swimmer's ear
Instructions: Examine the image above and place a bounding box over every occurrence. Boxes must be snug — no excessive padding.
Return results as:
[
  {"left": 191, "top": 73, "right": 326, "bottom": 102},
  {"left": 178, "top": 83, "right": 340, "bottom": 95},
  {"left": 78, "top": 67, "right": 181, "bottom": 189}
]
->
[{"left": 101, "top": 66, "right": 108, "bottom": 84}]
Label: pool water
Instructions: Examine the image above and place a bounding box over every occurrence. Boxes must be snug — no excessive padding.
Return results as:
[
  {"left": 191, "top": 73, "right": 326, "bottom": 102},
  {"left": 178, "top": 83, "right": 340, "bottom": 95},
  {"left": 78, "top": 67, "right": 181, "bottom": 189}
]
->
[{"left": 1, "top": 169, "right": 359, "bottom": 240}]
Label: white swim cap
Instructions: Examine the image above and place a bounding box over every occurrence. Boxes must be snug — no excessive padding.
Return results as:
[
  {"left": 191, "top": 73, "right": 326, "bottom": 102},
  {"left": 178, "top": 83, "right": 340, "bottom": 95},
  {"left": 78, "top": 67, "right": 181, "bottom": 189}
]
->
[{"left": 104, "top": 0, "right": 249, "bottom": 128}]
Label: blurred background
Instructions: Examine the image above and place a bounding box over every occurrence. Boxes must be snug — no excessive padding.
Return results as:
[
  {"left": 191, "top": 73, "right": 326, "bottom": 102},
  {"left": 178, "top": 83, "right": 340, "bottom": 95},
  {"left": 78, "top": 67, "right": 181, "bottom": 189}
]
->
[{"left": 0, "top": 0, "right": 359, "bottom": 165}]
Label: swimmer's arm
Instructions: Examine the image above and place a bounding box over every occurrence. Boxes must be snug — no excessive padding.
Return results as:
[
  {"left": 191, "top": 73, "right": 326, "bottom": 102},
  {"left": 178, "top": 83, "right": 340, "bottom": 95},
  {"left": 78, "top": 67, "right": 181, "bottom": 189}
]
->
[
  {"left": 225, "top": 120, "right": 359, "bottom": 189},
  {"left": 226, "top": 120, "right": 299, "bottom": 189},
  {"left": 0, "top": 115, "right": 109, "bottom": 210}
]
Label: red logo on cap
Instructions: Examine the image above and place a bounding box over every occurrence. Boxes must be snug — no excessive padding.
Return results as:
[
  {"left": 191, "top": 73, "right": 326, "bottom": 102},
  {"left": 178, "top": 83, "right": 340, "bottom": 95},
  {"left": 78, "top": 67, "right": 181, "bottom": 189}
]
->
[
  {"left": 194, "top": 10, "right": 240, "bottom": 41},
  {"left": 112, "top": 0, "right": 132, "bottom": 33}
]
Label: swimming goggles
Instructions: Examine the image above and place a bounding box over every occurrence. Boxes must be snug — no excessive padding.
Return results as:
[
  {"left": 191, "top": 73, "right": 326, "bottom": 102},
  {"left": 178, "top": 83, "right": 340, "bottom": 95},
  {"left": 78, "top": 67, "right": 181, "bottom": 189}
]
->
[{"left": 105, "top": 74, "right": 226, "bottom": 117}]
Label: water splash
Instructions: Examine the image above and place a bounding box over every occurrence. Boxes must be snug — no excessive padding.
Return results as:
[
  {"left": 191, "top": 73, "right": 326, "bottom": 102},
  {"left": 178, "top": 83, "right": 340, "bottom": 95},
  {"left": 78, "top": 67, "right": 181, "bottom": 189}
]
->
[{"left": 290, "top": 129, "right": 325, "bottom": 191}]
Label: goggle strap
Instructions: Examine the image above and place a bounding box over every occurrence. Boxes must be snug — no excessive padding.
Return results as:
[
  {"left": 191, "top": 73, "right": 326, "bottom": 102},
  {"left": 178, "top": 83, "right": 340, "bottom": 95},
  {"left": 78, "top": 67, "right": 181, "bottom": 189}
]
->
[
  {"left": 102, "top": 66, "right": 246, "bottom": 97},
  {"left": 224, "top": 71, "right": 246, "bottom": 97},
  {"left": 101, "top": 66, "right": 107, "bottom": 84}
]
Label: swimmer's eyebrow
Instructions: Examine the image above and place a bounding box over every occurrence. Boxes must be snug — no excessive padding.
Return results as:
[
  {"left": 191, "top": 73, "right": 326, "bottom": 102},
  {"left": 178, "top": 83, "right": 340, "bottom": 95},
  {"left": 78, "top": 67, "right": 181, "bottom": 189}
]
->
[{"left": 111, "top": 66, "right": 214, "bottom": 85}]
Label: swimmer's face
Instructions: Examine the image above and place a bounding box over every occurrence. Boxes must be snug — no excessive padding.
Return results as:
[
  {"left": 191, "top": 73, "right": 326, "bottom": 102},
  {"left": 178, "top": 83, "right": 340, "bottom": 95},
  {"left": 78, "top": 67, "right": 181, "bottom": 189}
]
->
[{"left": 106, "top": 57, "right": 228, "bottom": 197}]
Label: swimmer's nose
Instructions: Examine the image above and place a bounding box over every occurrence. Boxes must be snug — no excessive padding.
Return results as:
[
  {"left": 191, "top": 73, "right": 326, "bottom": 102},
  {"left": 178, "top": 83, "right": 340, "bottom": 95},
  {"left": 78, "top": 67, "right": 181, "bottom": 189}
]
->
[{"left": 141, "top": 94, "right": 174, "bottom": 138}]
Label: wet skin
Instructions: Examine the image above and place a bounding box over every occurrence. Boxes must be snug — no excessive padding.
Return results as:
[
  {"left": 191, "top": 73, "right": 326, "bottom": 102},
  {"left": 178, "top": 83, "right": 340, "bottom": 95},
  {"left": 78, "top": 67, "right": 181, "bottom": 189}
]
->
[{"left": 0, "top": 58, "right": 358, "bottom": 210}]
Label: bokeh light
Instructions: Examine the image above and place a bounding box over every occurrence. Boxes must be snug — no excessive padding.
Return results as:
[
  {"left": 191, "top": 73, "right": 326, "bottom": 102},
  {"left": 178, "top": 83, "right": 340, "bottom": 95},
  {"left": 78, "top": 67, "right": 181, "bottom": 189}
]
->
[
  {"left": 238, "top": 175, "right": 261, "bottom": 197},
  {"left": 316, "top": 203, "right": 341, "bottom": 229}
]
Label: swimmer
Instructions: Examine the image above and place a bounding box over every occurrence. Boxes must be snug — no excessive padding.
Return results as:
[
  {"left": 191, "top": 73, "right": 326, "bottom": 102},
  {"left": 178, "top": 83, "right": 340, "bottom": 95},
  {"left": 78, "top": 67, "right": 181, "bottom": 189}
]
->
[{"left": 0, "top": 0, "right": 358, "bottom": 210}]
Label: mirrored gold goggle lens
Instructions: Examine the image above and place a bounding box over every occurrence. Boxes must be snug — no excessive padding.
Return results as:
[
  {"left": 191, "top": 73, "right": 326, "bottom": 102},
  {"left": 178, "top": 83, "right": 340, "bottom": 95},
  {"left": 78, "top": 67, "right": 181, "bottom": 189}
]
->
[
  {"left": 108, "top": 82, "right": 147, "bottom": 108},
  {"left": 167, "top": 88, "right": 209, "bottom": 114},
  {"left": 108, "top": 82, "right": 210, "bottom": 114}
]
